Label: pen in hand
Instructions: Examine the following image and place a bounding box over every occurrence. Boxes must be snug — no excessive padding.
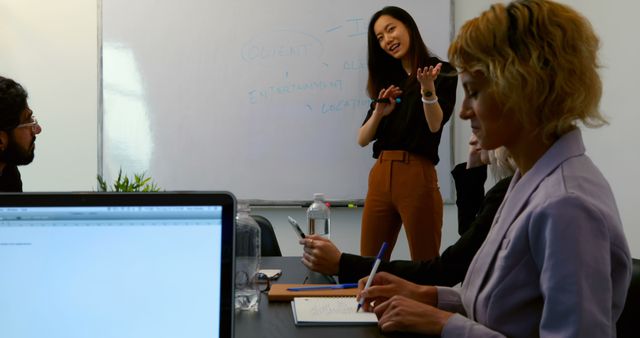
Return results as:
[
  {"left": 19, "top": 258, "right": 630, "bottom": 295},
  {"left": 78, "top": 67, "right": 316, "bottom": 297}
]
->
[
  {"left": 371, "top": 98, "right": 401, "bottom": 104},
  {"left": 356, "top": 242, "right": 388, "bottom": 312}
]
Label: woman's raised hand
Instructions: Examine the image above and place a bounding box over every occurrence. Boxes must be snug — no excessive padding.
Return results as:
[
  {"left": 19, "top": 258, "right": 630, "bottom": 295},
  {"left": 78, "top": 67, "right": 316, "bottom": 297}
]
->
[{"left": 417, "top": 62, "right": 442, "bottom": 93}]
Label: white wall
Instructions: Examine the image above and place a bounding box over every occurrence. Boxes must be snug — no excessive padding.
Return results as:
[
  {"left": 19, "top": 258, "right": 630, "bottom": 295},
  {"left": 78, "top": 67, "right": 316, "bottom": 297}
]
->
[
  {"left": 0, "top": 0, "right": 97, "bottom": 191},
  {"left": 2, "top": 0, "right": 639, "bottom": 257}
]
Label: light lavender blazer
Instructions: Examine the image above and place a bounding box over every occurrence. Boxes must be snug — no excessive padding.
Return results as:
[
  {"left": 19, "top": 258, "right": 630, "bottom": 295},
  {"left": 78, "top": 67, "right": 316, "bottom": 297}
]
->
[{"left": 437, "top": 129, "right": 631, "bottom": 338}]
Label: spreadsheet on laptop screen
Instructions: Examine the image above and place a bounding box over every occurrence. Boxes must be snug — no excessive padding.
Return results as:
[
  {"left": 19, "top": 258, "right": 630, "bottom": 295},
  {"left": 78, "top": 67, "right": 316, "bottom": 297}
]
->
[{"left": 0, "top": 205, "right": 223, "bottom": 338}]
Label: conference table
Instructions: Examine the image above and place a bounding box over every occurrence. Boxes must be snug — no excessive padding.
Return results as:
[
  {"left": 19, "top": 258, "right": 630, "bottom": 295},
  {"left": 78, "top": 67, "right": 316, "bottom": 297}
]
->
[{"left": 234, "top": 256, "right": 434, "bottom": 338}]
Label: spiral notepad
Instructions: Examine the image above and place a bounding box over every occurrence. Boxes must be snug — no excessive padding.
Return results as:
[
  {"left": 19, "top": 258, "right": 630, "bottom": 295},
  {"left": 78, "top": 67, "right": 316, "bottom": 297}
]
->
[{"left": 291, "top": 297, "right": 378, "bottom": 326}]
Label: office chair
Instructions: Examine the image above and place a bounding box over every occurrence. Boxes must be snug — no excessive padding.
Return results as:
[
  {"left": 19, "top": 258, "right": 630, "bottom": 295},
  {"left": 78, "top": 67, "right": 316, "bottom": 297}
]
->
[
  {"left": 250, "top": 215, "right": 282, "bottom": 256},
  {"left": 617, "top": 258, "right": 640, "bottom": 338}
]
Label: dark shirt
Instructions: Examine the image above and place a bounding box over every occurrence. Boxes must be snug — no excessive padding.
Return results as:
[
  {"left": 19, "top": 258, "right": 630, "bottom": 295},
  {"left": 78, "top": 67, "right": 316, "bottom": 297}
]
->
[
  {"left": 338, "top": 164, "right": 512, "bottom": 286},
  {"left": 0, "top": 165, "right": 23, "bottom": 192},
  {"left": 362, "top": 57, "right": 458, "bottom": 164},
  {"left": 452, "top": 163, "right": 487, "bottom": 235}
]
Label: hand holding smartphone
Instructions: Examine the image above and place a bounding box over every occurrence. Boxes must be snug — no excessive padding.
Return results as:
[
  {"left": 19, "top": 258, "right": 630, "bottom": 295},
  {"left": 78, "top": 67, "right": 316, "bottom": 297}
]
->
[{"left": 287, "top": 216, "right": 306, "bottom": 239}]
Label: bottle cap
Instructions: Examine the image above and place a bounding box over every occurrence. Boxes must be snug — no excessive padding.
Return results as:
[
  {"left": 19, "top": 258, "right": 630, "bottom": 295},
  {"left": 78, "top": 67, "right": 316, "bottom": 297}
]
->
[
  {"left": 313, "top": 193, "right": 325, "bottom": 200},
  {"left": 237, "top": 202, "right": 251, "bottom": 213}
]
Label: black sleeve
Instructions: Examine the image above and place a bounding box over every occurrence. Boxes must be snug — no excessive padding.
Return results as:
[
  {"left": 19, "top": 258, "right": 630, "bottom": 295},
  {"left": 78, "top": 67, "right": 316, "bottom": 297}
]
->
[
  {"left": 338, "top": 253, "right": 447, "bottom": 285},
  {"left": 338, "top": 253, "right": 375, "bottom": 284},
  {"left": 451, "top": 163, "right": 487, "bottom": 235}
]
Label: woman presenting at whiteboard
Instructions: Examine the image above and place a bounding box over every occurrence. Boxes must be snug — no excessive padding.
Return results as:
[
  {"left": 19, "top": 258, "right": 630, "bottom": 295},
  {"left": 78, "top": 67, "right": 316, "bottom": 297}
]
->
[{"left": 358, "top": 6, "right": 457, "bottom": 261}]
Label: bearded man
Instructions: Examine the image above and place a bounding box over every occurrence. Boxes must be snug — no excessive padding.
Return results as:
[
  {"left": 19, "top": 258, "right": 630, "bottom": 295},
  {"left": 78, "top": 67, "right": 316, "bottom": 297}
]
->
[{"left": 0, "top": 76, "right": 42, "bottom": 192}]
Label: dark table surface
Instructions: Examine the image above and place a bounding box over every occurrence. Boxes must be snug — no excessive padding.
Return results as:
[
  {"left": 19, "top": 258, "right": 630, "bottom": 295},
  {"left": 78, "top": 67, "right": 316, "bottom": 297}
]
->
[{"left": 234, "top": 256, "right": 431, "bottom": 338}]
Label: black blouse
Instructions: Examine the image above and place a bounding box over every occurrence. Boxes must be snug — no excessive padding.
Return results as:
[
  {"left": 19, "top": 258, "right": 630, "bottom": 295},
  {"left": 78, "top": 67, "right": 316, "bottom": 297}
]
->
[{"left": 362, "top": 57, "right": 458, "bottom": 164}]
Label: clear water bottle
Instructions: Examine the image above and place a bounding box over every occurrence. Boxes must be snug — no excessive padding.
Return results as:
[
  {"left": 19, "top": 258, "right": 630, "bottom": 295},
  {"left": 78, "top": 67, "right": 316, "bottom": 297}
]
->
[
  {"left": 235, "top": 203, "right": 261, "bottom": 311},
  {"left": 305, "top": 193, "right": 335, "bottom": 283},
  {"left": 307, "top": 193, "right": 330, "bottom": 238}
]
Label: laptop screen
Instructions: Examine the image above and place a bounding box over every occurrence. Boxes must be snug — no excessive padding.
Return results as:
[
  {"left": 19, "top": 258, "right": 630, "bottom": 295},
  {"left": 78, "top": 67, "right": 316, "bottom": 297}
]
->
[{"left": 0, "top": 192, "right": 235, "bottom": 338}]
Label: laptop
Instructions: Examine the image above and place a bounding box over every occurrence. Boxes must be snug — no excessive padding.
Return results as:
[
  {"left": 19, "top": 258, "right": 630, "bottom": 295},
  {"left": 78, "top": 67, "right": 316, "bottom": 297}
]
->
[{"left": 0, "top": 192, "right": 235, "bottom": 338}]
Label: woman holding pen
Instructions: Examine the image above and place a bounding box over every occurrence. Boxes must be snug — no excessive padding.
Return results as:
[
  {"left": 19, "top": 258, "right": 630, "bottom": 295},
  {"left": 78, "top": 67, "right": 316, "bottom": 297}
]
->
[
  {"left": 358, "top": 6, "right": 457, "bottom": 261},
  {"left": 357, "top": 1, "right": 631, "bottom": 337}
]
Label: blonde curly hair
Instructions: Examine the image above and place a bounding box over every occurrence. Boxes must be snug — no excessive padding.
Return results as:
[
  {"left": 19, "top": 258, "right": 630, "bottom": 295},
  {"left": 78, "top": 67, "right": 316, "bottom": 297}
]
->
[{"left": 449, "top": 0, "right": 607, "bottom": 143}]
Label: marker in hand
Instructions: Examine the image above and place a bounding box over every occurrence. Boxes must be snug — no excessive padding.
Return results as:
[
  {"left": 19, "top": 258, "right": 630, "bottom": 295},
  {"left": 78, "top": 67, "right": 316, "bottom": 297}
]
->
[
  {"left": 356, "top": 242, "right": 388, "bottom": 312},
  {"left": 371, "top": 97, "right": 401, "bottom": 104}
]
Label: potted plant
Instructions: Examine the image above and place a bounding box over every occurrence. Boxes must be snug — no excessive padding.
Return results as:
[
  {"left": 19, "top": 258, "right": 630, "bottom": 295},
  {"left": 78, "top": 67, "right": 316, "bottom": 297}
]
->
[{"left": 97, "top": 169, "right": 161, "bottom": 192}]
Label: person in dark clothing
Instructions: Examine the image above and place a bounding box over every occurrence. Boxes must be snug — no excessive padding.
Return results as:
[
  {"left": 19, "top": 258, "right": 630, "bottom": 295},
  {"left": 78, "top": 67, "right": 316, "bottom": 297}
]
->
[
  {"left": 300, "top": 136, "right": 513, "bottom": 286},
  {"left": 0, "top": 76, "right": 42, "bottom": 192},
  {"left": 358, "top": 6, "right": 458, "bottom": 261}
]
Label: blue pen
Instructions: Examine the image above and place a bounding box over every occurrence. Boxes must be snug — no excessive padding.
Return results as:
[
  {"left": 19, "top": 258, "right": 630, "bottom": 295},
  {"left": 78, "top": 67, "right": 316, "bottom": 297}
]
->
[
  {"left": 287, "top": 283, "right": 358, "bottom": 291},
  {"left": 356, "top": 242, "right": 388, "bottom": 312}
]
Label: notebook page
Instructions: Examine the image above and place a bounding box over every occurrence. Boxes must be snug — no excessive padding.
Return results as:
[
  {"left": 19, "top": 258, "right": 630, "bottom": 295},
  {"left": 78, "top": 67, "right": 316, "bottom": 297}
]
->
[{"left": 291, "top": 297, "right": 377, "bottom": 326}]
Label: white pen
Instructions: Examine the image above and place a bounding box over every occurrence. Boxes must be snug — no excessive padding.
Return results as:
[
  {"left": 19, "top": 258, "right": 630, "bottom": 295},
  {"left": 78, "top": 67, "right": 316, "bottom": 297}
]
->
[{"left": 357, "top": 241, "right": 388, "bottom": 312}]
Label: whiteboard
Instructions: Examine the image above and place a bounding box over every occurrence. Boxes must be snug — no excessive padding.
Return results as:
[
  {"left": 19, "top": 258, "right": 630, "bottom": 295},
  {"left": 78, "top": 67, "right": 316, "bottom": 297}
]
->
[{"left": 101, "top": 0, "right": 454, "bottom": 202}]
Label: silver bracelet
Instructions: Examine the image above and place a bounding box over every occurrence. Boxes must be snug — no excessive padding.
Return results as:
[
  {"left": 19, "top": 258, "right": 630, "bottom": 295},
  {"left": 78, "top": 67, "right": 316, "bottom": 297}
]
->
[{"left": 421, "top": 96, "right": 438, "bottom": 105}]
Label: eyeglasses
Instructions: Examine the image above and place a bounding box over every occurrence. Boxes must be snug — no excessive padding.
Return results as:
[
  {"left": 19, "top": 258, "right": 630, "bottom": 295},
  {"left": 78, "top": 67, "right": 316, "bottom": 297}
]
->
[
  {"left": 257, "top": 272, "right": 273, "bottom": 293},
  {"left": 15, "top": 116, "right": 41, "bottom": 133}
]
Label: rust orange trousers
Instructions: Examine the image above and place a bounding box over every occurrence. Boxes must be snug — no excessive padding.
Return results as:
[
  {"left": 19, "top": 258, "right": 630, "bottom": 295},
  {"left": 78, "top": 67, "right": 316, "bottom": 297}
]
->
[{"left": 360, "top": 150, "right": 443, "bottom": 261}]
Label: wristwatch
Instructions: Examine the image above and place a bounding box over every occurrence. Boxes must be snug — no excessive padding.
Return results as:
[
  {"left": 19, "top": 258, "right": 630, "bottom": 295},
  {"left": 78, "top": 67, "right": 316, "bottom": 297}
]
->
[{"left": 421, "top": 89, "right": 438, "bottom": 105}]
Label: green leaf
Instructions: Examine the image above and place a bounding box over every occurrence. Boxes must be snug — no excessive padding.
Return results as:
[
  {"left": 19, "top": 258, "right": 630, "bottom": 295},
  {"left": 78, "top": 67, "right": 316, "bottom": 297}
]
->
[{"left": 95, "top": 169, "right": 162, "bottom": 192}]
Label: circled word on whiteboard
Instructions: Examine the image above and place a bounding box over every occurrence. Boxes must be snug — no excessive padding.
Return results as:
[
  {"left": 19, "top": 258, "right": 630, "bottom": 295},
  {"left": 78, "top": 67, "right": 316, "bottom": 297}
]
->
[{"left": 242, "top": 30, "right": 324, "bottom": 68}]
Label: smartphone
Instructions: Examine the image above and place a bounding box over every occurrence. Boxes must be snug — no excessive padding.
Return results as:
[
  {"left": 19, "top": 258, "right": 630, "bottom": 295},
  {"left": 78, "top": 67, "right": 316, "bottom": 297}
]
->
[{"left": 287, "top": 216, "right": 306, "bottom": 239}]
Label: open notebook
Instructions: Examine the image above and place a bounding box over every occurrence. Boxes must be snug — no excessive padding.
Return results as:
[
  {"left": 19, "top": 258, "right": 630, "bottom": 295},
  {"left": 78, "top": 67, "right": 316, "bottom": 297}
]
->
[
  {"left": 0, "top": 192, "right": 235, "bottom": 338},
  {"left": 291, "top": 297, "right": 378, "bottom": 326}
]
